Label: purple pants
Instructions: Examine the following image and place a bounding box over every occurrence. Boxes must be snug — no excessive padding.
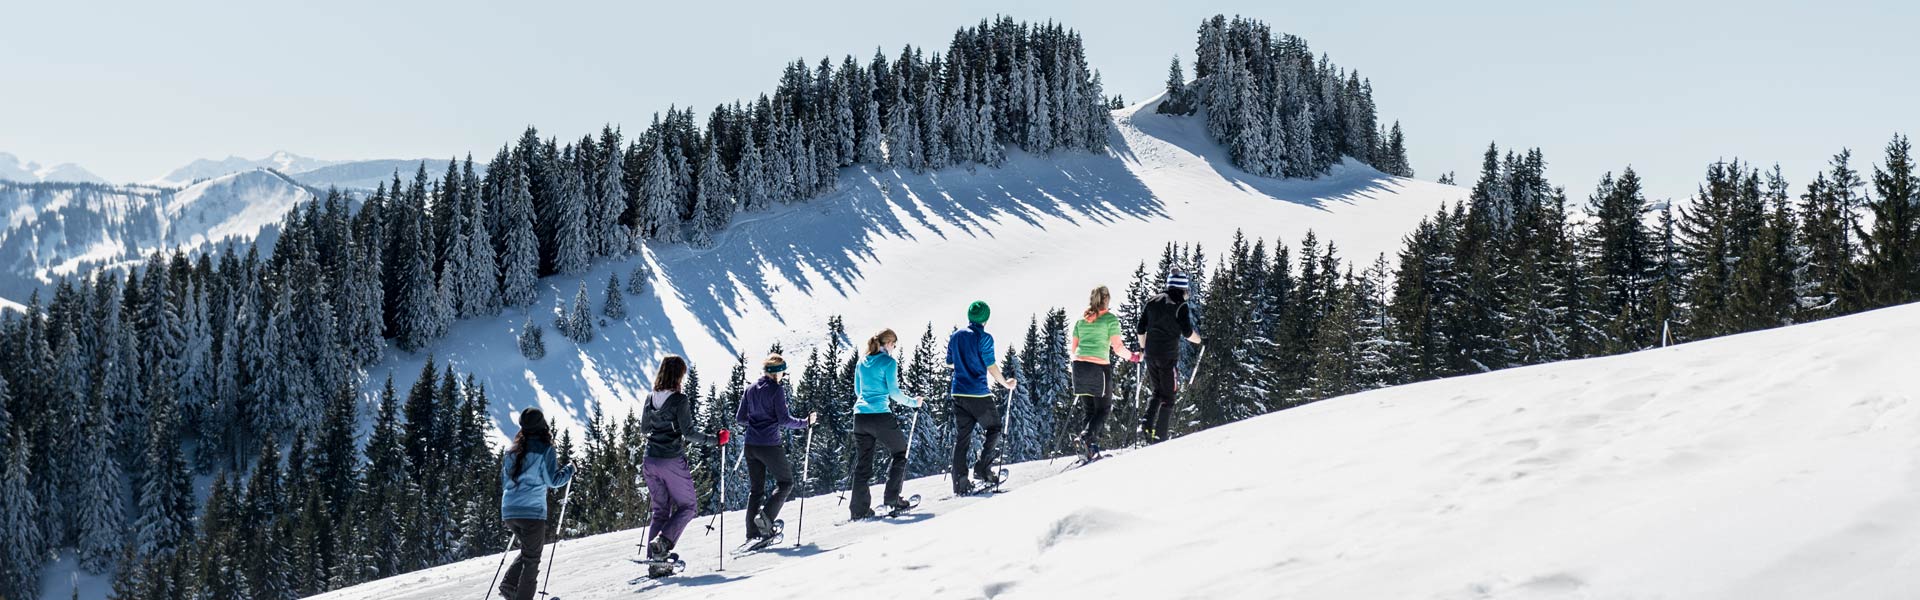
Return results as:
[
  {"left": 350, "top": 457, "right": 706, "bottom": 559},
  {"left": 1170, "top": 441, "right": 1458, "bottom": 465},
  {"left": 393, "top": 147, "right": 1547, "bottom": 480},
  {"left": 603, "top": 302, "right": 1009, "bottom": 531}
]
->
[{"left": 643, "top": 456, "right": 699, "bottom": 545}]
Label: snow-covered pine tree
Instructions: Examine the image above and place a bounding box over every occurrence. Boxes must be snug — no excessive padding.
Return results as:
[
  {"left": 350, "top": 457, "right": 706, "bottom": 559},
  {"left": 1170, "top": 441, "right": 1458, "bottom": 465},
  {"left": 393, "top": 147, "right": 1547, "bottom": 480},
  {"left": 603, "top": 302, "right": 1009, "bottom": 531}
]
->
[
  {"left": 642, "top": 140, "right": 680, "bottom": 242},
  {"left": 919, "top": 72, "right": 949, "bottom": 170},
  {"left": 551, "top": 148, "right": 591, "bottom": 275},
  {"left": 1160, "top": 56, "right": 1190, "bottom": 115},
  {"left": 74, "top": 391, "right": 122, "bottom": 573},
  {"left": 596, "top": 127, "right": 631, "bottom": 259},
  {"left": 499, "top": 164, "right": 540, "bottom": 308},
  {"left": 135, "top": 391, "right": 193, "bottom": 563},
  {"left": 569, "top": 282, "right": 595, "bottom": 343},
  {"left": 886, "top": 72, "right": 921, "bottom": 170},
  {"left": 0, "top": 376, "right": 43, "bottom": 600},
  {"left": 736, "top": 121, "right": 770, "bottom": 213},
  {"left": 857, "top": 77, "right": 886, "bottom": 165},
  {"left": 691, "top": 142, "right": 733, "bottom": 247},
  {"left": 603, "top": 273, "right": 627, "bottom": 319}
]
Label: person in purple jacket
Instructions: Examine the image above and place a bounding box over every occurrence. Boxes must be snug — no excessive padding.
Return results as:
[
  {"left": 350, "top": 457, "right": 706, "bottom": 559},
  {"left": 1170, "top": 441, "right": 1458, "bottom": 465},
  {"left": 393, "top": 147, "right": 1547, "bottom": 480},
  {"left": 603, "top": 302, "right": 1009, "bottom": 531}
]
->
[{"left": 734, "top": 354, "right": 816, "bottom": 540}]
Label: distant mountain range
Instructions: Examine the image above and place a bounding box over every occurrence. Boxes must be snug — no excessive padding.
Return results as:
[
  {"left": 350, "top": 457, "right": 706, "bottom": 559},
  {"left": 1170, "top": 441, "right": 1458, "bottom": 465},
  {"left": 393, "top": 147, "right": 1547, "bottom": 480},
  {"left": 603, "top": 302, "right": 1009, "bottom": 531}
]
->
[
  {"left": 0, "top": 169, "right": 339, "bottom": 305},
  {"left": 0, "top": 153, "right": 109, "bottom": 185},
  {"left": 147, "top": 151, "right": 476, "bottom": 190}
]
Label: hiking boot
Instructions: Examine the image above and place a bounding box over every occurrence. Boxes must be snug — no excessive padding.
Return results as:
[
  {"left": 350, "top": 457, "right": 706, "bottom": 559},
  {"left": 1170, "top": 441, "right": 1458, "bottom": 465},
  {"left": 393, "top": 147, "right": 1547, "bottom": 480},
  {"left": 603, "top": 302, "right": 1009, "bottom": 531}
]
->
[
  {"left": 647, "top": 534, "right": 674, "bottom": 561},
  {"left": 751, "top": 514, "right": 773, "bottom": 539}
]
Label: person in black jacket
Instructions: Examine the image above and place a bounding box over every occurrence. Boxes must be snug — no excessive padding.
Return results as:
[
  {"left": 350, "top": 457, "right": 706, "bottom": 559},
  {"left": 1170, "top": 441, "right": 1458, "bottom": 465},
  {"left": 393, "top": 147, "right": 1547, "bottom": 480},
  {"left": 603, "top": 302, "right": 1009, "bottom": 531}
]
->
[
  {"left": 1136, "top": 272, "right": 1202, "bottom": 443},
  {"left": 639, "top": 356, "right": 729, "bottom": 574}
]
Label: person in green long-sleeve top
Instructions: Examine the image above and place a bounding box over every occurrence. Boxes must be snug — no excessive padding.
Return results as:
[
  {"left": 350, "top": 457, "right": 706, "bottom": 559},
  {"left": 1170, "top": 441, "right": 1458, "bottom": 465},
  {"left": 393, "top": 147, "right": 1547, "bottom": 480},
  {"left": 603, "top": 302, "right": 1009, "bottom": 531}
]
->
[{"left": 1070, "top": 285, "right": 1138, "bottom": 459}]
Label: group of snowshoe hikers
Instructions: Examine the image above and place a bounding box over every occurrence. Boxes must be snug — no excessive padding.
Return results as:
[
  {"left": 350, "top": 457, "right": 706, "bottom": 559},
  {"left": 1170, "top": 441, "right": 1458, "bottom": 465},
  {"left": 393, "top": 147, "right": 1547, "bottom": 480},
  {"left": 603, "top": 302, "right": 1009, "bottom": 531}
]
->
[{"left": 493, "top": 273, "right": 1202, "bottom": 595}]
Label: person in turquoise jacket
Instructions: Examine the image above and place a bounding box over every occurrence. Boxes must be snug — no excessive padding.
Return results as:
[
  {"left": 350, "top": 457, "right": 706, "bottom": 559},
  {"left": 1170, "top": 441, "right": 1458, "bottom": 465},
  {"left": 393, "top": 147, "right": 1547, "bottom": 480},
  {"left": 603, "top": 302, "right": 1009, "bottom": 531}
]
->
[
  {"left": 497, "top": 407, "right": 575, "bottom": 600},
  {"left": 849, "top": 328, "right": 923, "bottom": 518}
]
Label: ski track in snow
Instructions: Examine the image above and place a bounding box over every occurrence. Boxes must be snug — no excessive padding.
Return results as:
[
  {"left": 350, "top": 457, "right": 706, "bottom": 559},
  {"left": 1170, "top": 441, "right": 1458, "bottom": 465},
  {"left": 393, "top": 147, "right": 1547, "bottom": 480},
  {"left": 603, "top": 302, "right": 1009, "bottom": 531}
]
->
[{"left": 318, "top": 301, "right": 1920, "bottom": 599}]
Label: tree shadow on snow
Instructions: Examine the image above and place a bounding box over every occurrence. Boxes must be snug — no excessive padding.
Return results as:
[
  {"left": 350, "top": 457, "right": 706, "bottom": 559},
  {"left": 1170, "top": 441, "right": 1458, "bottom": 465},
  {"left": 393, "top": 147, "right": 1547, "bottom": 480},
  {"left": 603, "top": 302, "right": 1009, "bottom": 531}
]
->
[
  {"left": 648, "top": 144, "right": 1169, "bottom": 351},
  {"left": 1121, "top": 100, "right": 1408, "bottom": 213}
]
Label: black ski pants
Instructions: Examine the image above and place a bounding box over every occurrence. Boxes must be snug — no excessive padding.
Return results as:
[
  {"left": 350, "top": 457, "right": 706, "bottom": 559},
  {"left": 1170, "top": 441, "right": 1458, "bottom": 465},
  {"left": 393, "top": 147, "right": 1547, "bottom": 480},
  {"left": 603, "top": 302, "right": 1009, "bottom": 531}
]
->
[
  {"left": 851, "top": 412, "right": 909, "bottom": 514},
  {"left": 1139, "top": 356, "right": 1178, "bottom": 442},
  {"left": 743, "top": 443, "right": 794, "bottom": 538},
  {"left": 951, "top": 394, "right": 1003, "bottom": 489},
  {"left": 1072, "top": 360, "right": 1115, "bottom": 446},
  {"left": 500, "top": 518, "right": 548, "bottom": 600}
]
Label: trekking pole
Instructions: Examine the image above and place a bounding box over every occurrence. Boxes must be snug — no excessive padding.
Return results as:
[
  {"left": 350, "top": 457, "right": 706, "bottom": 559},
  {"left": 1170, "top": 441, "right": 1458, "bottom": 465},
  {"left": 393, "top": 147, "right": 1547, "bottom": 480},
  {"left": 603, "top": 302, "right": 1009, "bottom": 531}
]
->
[
  {"left": 794, "top": 423, "right": 815, "bottom": 548},
  {"left": 536, "top": 479, "right": 573, "bottom": 598},
  {"left": 718, "top": 442, "right": 728, "bottom": 572},
  {"left": 483, "top": 533, "right": 517, "bottom": 600},
  {"left": 1185, "top": 344, "right": 1207, "bottom": 388},
  {"left": 1123, "top": 357, "right": 1145, "bottom": 447},
  {"left": 904, "top": 405, "right": 920, "bottom": 464}
]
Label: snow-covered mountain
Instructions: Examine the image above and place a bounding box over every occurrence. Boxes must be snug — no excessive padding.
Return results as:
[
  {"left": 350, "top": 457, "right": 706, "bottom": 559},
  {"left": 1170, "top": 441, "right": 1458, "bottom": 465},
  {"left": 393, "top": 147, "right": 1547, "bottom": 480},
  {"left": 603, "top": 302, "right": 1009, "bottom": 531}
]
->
[
  {"left": 147, "top": 151, "right": 340, "bottom": 187},
  {"left": 0, "top": 169, "right": 321, "bottom": 302},
  {"left": 288, "top": 158, "right": 482, "bottom": 191},
  {"left": 316, "top": 278, "right": 1920, "bottom": 600},
  {"left": 0, "top": 152, "right": 109, "bottom": 185},
  {"left": 148, "top": 152, "right": 468, "bottom": 191}
]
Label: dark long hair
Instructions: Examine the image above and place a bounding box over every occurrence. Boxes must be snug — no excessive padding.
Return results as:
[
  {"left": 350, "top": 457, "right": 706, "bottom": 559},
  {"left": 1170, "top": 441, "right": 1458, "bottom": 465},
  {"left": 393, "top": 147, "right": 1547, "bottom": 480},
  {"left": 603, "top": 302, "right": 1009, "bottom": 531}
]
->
[
  {"left": 654, "top": 355, "right": 688, "bottom": 392},
  {"left": 510, "top": 407, "right": 552, "bottom": 478}
]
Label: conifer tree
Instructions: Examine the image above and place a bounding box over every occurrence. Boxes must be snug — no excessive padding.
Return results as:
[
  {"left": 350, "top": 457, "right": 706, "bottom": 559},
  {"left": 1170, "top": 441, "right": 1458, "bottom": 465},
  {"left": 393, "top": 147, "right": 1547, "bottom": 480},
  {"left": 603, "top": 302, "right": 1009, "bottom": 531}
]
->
[
  {"left": 627, "top": 261, "right": 652, "bottom": 295},
  {"left": 691, "top": 143, "right": 733, "bottom": 246},
  {"left": 603, "top": 273, "right": 627, "bottom": 319},
  {"left": 569, "top": 282, "right": 595, "bottom": 343},
  {"left": 74, "top": 395, "right": 122, "bottom": 573},
  {"left": 551, "top": 150, "right": 591, "bottom": 274},
  {"left": 1859, "top": 134, "right": 1918, "bottom": 306},
  {"left": 498, "top": 165, "right": 540, "bottom": 308},
  {"left": 519, "top": 315, "right": 546, "bottom": 360},
  {"left": 642, "top": 141, "right": 680, "bottom": 242},
  {"left": 0, "top": 403, "right": 44, "bottom": 600}
]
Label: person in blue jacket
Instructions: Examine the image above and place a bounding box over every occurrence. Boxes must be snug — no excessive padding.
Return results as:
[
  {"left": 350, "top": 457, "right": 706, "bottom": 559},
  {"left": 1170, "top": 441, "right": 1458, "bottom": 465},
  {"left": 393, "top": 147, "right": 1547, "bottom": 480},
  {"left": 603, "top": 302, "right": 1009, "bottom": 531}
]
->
[
  {"left": 498, "top": 407, "right": 575, "bottom": 600},
  {"left": 734, "top": 353, "right": 815, "bottom": 540},
  {"left": 849, "top": 328, "right": 923, "bottom": 518},
  {"left": 946, "top": 301, "right": 1018, "bottom": 494}
]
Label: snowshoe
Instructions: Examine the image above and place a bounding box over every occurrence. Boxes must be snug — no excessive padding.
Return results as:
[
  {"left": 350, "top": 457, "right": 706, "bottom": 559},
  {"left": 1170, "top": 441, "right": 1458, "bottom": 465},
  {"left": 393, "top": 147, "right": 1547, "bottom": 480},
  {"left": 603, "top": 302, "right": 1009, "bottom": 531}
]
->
[
  {"left": 883, "top": 494, "right": 923, "bottom": 517},
  {"left": 629, "top": 552, "right": 686, "bottom": 579},
  {"left": 734, "top": 519, "right": 785, "bottom": 556}
]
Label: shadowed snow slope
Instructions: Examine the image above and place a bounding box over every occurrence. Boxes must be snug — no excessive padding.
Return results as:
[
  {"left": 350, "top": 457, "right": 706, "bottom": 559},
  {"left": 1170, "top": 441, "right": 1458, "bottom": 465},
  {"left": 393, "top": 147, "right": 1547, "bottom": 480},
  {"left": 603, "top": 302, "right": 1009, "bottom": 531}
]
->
[
  {"left": 362, "top": 100, "right": 1463, "bottom": 445},
  {"left": 317, "top": 298, "right": 1920, "bottom": 600}
]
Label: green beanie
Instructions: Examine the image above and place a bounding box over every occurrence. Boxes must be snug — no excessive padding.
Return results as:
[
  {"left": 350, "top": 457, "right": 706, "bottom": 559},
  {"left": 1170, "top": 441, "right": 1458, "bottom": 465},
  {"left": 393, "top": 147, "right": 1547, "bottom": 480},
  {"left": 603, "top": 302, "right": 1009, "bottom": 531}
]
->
[{"left": 967, "top": 300, "right": 991, "bottom": 324}]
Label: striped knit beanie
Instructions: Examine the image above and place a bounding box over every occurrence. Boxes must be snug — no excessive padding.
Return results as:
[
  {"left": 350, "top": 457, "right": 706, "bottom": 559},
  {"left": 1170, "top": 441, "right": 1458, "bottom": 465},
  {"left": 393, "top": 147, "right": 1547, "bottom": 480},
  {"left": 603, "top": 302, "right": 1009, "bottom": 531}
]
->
[{"left": 1166, "top": 271, "right": 1190, "bottom": 290}]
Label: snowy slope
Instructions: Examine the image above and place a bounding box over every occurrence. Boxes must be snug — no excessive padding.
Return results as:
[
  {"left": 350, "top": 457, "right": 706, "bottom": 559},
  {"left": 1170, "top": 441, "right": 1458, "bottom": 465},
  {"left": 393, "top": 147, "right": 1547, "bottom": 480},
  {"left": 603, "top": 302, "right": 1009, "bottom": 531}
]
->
[
  {"left": 0, "top": 152, "right": 109, "bottom": 185},
  {"left": 0, "top": 169, "right": 317, "bottom": 303},
  {"left": 364, "top": 99, "right": 1461, "bottom": 445},
  {"left": 147, "top": 151, "right": 340, "bottom": 187},
  {"left": 318, "top": 295, "right": 1920, "bottom": 600}
]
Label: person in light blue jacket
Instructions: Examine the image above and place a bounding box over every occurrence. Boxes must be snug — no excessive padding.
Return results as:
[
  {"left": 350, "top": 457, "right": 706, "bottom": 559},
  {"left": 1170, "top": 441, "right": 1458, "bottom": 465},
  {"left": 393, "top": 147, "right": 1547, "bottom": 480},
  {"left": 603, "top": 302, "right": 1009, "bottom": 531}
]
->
[
  {"left": 849, "top": 328, "right": 923, "bottom": 518},
  {"left": 497, "top": 407, "right": 575, "bottom": 600}
]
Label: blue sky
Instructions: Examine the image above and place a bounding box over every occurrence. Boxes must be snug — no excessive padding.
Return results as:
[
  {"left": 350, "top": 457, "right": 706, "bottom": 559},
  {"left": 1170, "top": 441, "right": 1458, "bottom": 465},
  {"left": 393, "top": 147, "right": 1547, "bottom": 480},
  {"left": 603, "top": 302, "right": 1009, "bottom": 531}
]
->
[{"left": 1, "top": 0, "right": 1913, "bottom": 203}]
